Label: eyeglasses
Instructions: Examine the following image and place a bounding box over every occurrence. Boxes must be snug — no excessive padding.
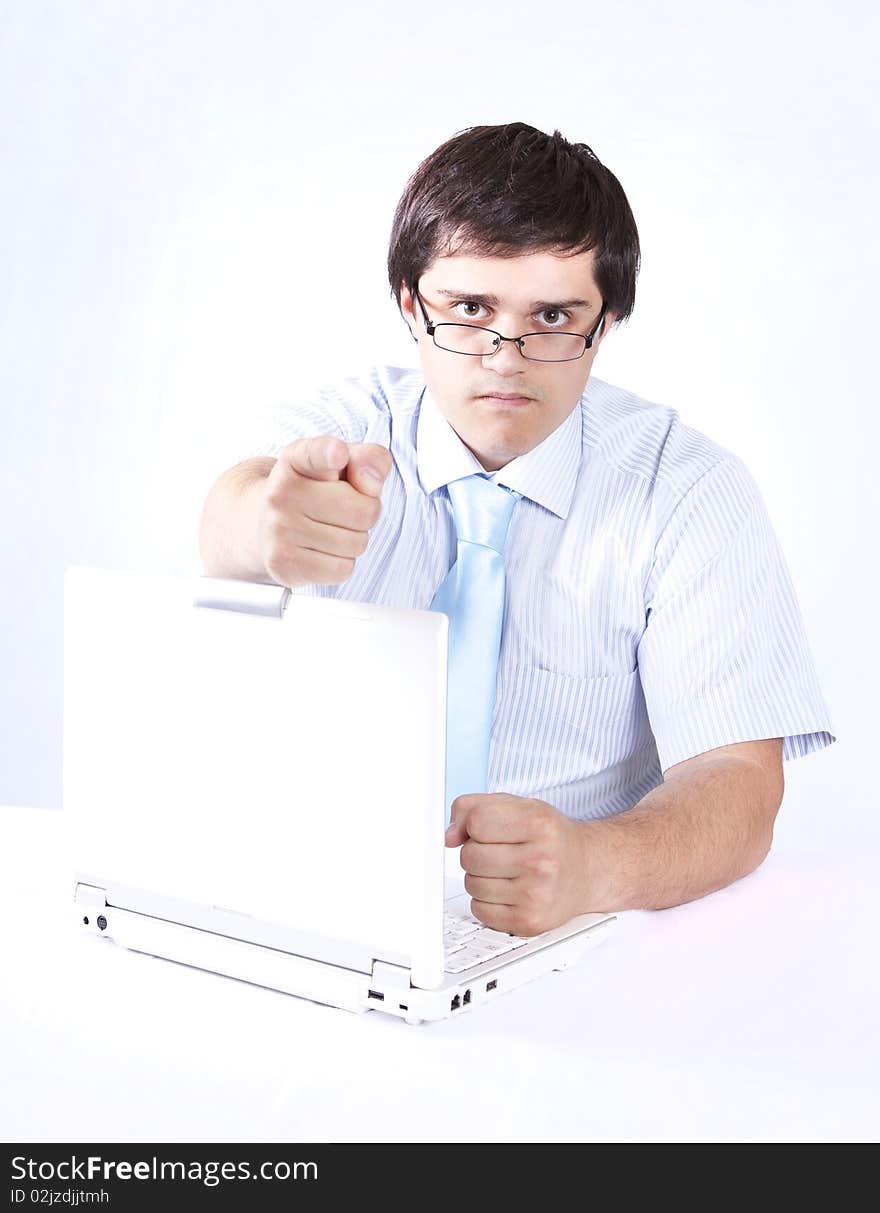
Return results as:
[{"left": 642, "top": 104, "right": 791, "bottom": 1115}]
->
[{"left": 413, "top": 284, "right": 607, "bottom": 363}]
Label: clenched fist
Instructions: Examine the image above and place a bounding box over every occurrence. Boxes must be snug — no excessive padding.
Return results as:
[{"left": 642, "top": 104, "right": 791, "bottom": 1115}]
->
[{"left": 257, "top": 436, "right": 392, "bottom": 589}]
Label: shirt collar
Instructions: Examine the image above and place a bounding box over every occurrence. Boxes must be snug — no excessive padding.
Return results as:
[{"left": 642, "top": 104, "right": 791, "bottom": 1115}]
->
[{"left": 416, "top": 384, "right": 583, "bottom": 519}]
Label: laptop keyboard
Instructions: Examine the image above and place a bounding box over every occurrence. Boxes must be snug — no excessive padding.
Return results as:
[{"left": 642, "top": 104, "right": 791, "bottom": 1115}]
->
[{"left": 443, "top": 907, "right": 530, "bottom": 973}]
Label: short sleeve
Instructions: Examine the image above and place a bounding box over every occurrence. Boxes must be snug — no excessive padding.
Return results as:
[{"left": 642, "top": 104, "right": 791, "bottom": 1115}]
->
[{"left": 636, "top": 456, "right": 838, "bottom": 773}]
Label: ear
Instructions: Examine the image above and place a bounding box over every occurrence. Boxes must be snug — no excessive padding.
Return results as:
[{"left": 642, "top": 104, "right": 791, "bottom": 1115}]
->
[
  {"left": 596, "top": 310, "right": 617, "bottom": 345},
  {"left": 399, "top": 283, "right": 419, "bottom": 341}
]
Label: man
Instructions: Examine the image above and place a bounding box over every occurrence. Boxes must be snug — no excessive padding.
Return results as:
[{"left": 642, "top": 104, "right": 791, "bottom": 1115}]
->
[{"left": 199, "top": 122, "right": 836, "bottom": 937}]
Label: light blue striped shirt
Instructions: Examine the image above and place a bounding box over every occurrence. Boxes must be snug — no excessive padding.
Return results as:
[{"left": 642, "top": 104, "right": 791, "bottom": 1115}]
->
[{"left": 242, "top": 364, "right": 837, "bottom": 820}]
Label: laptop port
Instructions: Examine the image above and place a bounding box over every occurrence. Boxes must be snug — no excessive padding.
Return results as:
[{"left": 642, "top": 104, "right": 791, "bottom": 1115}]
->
[
  {"left": 450, "top": 994, "right": 461, "bottom": 1011},
  {"left": 367, "top": 990, "right": 385, "bottom": 1001},
  {"left": 486, "top": 980, "right": 497, "bottom": 991},
  {"left": 463, "top": 989, "right": 471, "bottom": 1005}
]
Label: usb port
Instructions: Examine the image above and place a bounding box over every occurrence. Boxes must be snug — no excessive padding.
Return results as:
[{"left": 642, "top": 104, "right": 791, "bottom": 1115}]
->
[
  {"left": 486, "top": 980, "right": 497, "bottom": 991},
  {"left": 367, "top": 989, "right": 385, "bottom": 1001},
  {"left": 450, "top": 994, "right": 461, "bottom": 1011},
  {"left": 463, "top": 989, "right": 471, "bottom": 1005}
]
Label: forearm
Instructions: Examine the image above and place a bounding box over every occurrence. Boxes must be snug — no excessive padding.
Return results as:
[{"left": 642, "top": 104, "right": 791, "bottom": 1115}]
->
[
  {"left": 580, "top": 756, "right": 781, "bottom": 912},
  {"left": 198, "top": 458, "right": 276, "bottom": 582}
]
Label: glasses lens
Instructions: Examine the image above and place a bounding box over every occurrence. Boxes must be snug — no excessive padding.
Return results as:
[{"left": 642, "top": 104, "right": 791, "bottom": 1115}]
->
[
  {"left": 433, "top": 325, "right": 498, "bottom": 355},
  {"left": 433, "top": 325, "right": 586, "bottom": 362},
  {"left": 520, "top": 332, "right": 587, "bottom": 362}
]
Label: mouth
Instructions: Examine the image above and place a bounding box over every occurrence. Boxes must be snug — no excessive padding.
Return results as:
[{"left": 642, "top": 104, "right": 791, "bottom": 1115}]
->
[{"left": 478, "top": 393, "right": 534, "bottom": 407}]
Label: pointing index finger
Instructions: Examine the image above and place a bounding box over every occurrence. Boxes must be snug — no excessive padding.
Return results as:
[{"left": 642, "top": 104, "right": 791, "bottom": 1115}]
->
[{"left": 285, "top": 435, "right": 348, "bottom": 480}]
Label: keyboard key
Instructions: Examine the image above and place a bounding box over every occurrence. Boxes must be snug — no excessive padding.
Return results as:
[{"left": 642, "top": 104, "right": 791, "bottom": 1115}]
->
[
  {"left": 446, "top": 921, "right": 481, "bottom": 941},
  {"left": 445, "top": 947, "right": 490, "bottom": 973},
  {"left": 473, "top": 927, "right": 520, "bottom": 946},
  {"left": 467, "top": 932, "right": 519, "bottom": 957}
]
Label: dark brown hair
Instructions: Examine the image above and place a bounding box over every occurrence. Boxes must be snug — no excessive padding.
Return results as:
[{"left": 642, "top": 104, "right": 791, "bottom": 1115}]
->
[{"left": 387, "top": 122, "right": 641, "bottom": 329}]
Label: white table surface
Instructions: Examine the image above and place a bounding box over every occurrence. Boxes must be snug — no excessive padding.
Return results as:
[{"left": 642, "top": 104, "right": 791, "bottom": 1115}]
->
[{"left": 2, "top": 758, "right": 878, "bottom": 1144}]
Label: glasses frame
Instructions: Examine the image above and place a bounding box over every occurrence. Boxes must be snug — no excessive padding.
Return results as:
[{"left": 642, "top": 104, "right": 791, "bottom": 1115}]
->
[{"left": 412, "top": 283, "right": 608, "bottom": 362}]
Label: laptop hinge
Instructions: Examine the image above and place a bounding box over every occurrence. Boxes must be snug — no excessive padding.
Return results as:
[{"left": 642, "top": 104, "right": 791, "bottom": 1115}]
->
[
  {"left": 192, "top": 577, "right": 291, "bottom": 618},
  {"left": 370, "top": 960, "right": 412, "bottom": 990},
  {"left": 75, "top": 882, "right": 108, "bottom": 910}
]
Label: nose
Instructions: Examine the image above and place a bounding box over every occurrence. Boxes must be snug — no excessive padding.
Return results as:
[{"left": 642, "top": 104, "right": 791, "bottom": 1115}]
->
[{"left": 482, "top": 336, "right": 528, "bottom": 375}]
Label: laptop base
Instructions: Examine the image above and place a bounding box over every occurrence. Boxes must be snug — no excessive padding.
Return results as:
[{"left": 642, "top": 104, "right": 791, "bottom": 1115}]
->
[{"left": 75, "top": 883, "right": 615, "bottom": 1025}]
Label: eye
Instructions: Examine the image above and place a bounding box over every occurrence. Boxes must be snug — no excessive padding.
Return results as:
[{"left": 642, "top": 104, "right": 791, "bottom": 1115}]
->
[
  {"left": 536, "top": 307, "right": 570, "bottom": 327},
  {"left": 452, "top": 300, "right": 487, "bottom": 321},
  {"left": 450, "top": 301, "right": 571, "bottom": 327}
]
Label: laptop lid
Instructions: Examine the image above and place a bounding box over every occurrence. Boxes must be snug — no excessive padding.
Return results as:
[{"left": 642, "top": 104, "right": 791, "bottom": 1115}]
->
[{"left": 63, "top": 566, "right": 449, "bottom": 989}]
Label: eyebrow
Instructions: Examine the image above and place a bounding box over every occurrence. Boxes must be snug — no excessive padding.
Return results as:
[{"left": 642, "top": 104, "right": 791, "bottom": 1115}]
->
[{"left": 432, "top": 288, "right": 593, "bottom": 311}]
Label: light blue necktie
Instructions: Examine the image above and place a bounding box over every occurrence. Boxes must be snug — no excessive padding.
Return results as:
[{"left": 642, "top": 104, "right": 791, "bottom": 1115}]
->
[{"left": 430, "top": 474, "right": 522, "bottom": 826}]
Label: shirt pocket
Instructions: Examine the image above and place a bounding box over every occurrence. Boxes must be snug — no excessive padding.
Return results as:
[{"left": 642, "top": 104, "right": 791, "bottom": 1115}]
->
[{"left": 489, "top": 661, "right": 645, "bottom": 795}]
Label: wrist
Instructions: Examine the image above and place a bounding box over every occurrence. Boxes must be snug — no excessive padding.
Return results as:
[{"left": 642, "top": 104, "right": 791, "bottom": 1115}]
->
[
  {"left": 239, "top": 473, "right": 272, "bottom": 582},
  {"left": 199, "top": 464, "right": 273, "bottom": 584},
  {"left": 575, "top": 814, "right": 632, "bottom": 914}
]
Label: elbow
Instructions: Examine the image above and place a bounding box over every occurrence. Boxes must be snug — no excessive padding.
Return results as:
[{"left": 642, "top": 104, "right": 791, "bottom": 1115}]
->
[
  {"left": 751, "top": 828, "right": 774, "bottom": 875},
  {"left": 746, "top": 794, "right": 783, "bottom": 877}
]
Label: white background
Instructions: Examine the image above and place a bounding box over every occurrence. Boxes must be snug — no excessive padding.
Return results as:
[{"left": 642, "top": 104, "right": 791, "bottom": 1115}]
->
[
  {"left": 3, "top": 805, "right": 879, "bottom": 1143},
  {"left": 1, "top": 0, "right": 875, "bottom": 811}
]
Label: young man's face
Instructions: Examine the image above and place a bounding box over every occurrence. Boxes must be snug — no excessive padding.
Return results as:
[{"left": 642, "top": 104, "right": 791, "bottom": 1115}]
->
[{"left": 400, "top": 248, "right": 615, "bottom": 472}]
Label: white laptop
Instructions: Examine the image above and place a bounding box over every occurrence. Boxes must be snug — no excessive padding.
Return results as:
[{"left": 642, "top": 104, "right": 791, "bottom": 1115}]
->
[{"left": 63, "top": 565, "right": 616, "bottom": 1024}]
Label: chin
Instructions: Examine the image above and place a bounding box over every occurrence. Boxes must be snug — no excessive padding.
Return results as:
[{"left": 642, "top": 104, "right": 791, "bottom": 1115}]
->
[{"left": 479, "top": 445, "right": 525, "bottom": 471}]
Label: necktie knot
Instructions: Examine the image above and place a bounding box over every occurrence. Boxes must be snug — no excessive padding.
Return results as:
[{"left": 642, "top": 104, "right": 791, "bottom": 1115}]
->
[{"left": 446, "top": 475, "right": 520, "bottom": 554}]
